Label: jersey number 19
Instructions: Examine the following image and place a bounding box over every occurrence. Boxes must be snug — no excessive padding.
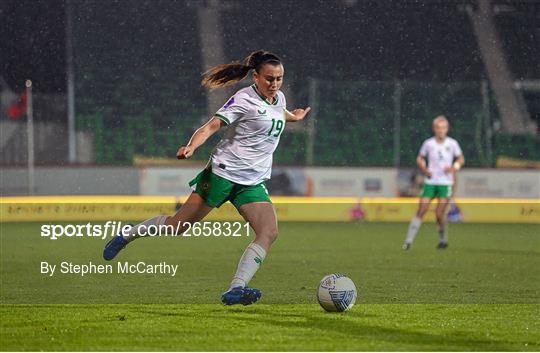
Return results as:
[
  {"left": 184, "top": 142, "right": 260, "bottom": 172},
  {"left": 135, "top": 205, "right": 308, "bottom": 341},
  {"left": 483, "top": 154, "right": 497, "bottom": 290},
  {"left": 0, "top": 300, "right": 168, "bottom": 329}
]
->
[{"left": 268, "top": 119, "right": 284, "bottom": 137}]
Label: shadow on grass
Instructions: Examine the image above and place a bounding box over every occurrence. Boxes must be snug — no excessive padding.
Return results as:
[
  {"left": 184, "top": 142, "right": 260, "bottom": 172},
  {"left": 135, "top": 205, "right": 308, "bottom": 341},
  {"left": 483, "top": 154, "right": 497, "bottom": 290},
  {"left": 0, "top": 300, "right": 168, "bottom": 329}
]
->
[
  {"left": 231, "top": 310, "right": 516, "bottom": 351},
  {"left": 132, "top": 305, "right": 526, "bottom": 351},
  {"left": 2, "top": 304, "right": 535, "bottom": 351}
]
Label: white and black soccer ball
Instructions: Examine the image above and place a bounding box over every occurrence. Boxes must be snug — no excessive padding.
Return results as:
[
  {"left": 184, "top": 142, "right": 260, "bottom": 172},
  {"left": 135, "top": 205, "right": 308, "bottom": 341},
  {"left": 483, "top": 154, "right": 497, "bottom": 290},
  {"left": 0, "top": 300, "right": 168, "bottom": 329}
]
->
[{"left": 317, "top": 273, "right": 357, "bottom": 312}]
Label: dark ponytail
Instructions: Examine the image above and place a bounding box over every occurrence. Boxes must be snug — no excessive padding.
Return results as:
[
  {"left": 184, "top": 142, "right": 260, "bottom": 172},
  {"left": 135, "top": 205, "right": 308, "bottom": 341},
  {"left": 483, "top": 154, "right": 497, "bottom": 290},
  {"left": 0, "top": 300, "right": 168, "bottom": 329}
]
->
[{"left": 201, "top": 50, "right": 282, "bottom": 89}]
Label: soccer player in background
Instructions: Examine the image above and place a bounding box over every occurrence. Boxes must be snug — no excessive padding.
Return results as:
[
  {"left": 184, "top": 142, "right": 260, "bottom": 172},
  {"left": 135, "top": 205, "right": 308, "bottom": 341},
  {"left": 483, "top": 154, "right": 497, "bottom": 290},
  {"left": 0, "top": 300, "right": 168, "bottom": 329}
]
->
[
  {"left": 103, "top": 50, "right": 311, "bottom": 305},
  {"left": 403, "top": 116, "right": 465, "bottom": 250}
]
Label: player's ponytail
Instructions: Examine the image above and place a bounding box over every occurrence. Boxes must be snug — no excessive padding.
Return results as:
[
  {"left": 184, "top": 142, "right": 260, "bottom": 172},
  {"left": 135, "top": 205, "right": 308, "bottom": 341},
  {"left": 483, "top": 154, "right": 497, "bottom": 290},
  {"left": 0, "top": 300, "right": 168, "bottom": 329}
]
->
[{"left": 201, "top": 50, "right": 282, "bottom": 89}]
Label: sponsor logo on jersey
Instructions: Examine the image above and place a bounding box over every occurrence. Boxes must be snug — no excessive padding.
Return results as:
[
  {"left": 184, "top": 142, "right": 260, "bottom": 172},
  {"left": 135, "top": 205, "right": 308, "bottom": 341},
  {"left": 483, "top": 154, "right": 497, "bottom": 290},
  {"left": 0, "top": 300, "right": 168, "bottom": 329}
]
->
[{"left": 257, "top": 109, "right": 267, "bottom": 115}]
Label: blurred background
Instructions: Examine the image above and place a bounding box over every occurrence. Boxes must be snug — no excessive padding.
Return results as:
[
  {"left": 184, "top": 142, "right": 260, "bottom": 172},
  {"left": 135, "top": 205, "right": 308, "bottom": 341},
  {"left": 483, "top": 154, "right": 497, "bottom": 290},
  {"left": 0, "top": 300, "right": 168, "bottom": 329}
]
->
[{"left": 1, "top": 0, "right": 539, "bottom": 198}]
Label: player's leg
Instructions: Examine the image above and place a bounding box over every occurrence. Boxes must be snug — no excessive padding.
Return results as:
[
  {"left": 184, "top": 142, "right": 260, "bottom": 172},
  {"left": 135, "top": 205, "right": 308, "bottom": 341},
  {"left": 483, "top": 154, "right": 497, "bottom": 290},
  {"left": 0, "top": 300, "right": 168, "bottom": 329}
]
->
[
  {"left": 221, "top": 182, "right": 276, "bottom": 305},
  {"left": 103, "top": 192, "right": 213, "bottom": 260},
  {"left": 163, "top": 192, "right": 214, "bottom": 232},
  {"left": 104, "top": 167, "right": 231, "bottom": 260},
  {"left": 233, "top": 201, "right": 278, "bottom": 285},
  {"left": 221, "top": 201, "right": 277, "bottom": 305},
  {"left": 129, "top": 192, "right": 213, "bottom": 239},
  {"left": 435, "top": 196, "right": 451, "bottom": 249},
  {"left": 403, "top": 196, "right": 431, "bottom": 249}
]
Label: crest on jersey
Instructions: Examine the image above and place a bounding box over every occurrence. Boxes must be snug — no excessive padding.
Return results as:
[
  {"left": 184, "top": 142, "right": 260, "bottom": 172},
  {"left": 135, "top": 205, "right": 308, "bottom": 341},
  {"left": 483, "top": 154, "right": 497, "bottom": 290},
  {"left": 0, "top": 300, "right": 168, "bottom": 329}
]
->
[{"left": 223, "top": 97, "right": 235, "bottom": 109}]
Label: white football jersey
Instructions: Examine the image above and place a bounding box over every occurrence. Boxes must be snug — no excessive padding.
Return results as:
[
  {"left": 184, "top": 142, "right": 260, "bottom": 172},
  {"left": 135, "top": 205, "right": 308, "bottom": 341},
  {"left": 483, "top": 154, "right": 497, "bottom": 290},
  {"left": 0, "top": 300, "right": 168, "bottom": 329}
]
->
[
  {"left": 210, "top": 84, "right": 286, "bottom": 185},
  {"left": 419, "top": 137, "right": 463, "bottom": 185}
]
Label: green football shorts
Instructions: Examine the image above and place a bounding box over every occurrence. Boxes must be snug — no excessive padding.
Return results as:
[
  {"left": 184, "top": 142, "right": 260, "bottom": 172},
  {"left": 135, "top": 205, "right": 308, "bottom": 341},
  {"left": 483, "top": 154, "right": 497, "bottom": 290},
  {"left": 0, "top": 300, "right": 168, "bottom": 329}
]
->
[
  {"left": 421, "top": 184, "right": 453, "bottom": 199},
  {"left": 188, "top": 167, "right": 272, "bottom": 208}
]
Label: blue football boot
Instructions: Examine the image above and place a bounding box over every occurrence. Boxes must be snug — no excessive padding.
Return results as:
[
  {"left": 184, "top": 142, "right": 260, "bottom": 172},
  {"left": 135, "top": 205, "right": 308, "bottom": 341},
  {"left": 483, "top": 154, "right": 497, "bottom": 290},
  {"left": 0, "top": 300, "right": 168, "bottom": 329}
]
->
[
  {"left": 221, "top": 286, "right": 262, "bottom": 306},
  {"left": 103, "top": 235, "right": 128, "bottom": 260},
  {"left": 437, "top": 241, "right": 448, "bottom": 249}
]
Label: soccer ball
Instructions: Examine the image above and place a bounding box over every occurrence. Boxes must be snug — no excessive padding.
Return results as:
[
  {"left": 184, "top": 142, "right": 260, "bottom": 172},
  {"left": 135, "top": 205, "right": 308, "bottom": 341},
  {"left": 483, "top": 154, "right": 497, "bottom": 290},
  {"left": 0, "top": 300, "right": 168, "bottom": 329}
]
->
[{"left": 317, "top": 273, "right": 357, "bottom": 312}]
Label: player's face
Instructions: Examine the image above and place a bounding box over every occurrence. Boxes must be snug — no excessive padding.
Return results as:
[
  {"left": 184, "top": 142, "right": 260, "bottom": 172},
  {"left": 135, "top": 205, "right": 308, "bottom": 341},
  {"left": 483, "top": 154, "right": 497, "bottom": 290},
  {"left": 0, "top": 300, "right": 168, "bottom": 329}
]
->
[
  {"left": 253, "top": 63, "right": 284, "bottom": 99},
  {"left": 433, "top": 120, "right": 449, "bottom": 139}
]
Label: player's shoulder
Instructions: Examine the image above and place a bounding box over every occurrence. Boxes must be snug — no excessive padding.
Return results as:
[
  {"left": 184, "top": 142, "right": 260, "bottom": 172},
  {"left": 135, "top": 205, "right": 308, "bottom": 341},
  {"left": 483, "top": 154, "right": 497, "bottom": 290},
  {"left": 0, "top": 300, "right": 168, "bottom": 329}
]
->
[
  {"left": 423, "top": 137, "right": 436, "bottom": 145},
  {"left": 223, "top": 86, "right": 258, "bottom": 109},
  {"left": 232, "top": 85, "right": 254, "bottom": 100},
  {"left": 277, "top": 90, "right": 287, "bottom": 105},
  {"left": 445, "top": 136, "right": 460, "bottom": 145}
]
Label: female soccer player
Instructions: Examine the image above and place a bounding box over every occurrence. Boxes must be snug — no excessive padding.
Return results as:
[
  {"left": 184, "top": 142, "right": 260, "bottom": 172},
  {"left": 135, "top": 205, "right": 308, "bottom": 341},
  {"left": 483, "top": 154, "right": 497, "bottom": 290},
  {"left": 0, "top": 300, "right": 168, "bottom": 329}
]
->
[
  {"left": 403, "top": 116, "right": 465, "bottom": 250},
  {"left": 103, "top": 50, "right": 311, "bottom": 305}
]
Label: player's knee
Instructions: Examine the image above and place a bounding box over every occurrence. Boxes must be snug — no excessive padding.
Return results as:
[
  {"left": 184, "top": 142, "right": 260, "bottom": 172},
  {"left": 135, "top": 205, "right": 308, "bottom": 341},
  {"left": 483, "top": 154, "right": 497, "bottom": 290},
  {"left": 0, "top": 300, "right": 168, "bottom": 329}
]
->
[
  {"left": 435, "top": 212, "right": 445, "bottom": 222},
  {"left": 262, "top": 227, "right": 279, "bottom": 244}
]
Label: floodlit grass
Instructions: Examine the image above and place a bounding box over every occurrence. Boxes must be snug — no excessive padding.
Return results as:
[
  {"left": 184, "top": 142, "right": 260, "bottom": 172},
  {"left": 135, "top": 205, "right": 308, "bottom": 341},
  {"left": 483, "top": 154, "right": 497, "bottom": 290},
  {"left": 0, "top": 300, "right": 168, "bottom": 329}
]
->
[{"left": 1, "top": 221, "right": 539, "bottom": 350}]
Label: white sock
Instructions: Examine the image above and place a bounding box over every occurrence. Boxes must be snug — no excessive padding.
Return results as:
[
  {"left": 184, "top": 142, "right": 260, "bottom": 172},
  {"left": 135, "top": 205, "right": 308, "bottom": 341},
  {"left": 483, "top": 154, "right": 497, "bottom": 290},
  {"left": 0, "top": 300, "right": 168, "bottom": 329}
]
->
[
  {"left": 125, "top": 215, "right": 168, "bottom": 242},
  {"left": 405, "top": 217, "right": 423, "bottom": 244},
  {"left": 229, "top": 242, "right": 267, "bottom": 290},
  {"left": 439, "top": 223, "right": 448, "bottom": 243}
]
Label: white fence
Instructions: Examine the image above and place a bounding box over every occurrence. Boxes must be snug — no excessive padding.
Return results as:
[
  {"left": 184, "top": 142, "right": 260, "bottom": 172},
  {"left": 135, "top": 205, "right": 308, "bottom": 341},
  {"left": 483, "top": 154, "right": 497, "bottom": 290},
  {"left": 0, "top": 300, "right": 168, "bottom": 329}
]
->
[{"left": 1, "top": 165, "right": 538, "bottom": 199}]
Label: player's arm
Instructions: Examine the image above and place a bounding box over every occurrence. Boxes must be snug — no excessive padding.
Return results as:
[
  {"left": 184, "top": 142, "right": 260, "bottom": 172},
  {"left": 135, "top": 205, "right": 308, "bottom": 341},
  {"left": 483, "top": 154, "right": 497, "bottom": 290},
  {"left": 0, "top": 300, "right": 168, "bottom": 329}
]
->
[
  {"left": 447, "top": 154, "right": 465, "bottom": 173},
  {"left": 285, "top": 107, "right": 311, "bottom": 122},
  {"left": 176, "top": 117, "right": 225, "bottom": 159},
  {"left": 416, "top": 155, "right": 432, "bottom": 178}
]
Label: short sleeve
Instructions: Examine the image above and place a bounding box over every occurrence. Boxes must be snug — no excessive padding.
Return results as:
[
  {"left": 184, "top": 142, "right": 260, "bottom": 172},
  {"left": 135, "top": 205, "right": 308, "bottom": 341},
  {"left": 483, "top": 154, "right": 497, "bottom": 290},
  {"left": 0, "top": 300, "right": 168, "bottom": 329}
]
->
[
  {"left": 453, "top": 140, "right": 463, "bottom": 157},
  {"left": 419, "top": 141, "right": 429, "bottom": 157},
  {"left": 214, "top": 94, "right": 248, "bottom": 125}
]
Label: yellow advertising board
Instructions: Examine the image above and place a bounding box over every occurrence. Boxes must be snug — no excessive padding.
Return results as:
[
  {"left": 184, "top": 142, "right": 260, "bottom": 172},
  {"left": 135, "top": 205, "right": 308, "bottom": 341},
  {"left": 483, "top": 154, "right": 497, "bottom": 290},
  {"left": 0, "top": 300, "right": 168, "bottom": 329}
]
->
[{"left": 1, "top": 196, "right": 538, "bottom": 223}]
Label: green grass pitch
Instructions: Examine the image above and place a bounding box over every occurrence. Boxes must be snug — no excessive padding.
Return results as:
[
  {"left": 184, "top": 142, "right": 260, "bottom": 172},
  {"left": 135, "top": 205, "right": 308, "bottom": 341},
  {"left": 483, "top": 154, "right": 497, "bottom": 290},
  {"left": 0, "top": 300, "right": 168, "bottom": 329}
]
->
[{"left": 1, "top": 221, "right": 539, "bottom": 351}]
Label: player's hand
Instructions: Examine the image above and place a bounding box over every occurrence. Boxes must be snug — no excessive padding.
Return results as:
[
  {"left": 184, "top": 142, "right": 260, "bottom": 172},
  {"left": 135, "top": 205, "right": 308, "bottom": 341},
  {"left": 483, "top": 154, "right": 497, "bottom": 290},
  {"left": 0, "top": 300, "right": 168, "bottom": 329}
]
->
[
  {"left": 444, "top": 166, "right": 455, "bottom": 173},
  {"left": 176, "top": 146, "right": 194, "bottom": 159},
  {"left": 424, "top": 170, "right": 432, "bottom": 178},
  {"left": 291, "top": 107, "right": 311, "bottom": 121}
]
